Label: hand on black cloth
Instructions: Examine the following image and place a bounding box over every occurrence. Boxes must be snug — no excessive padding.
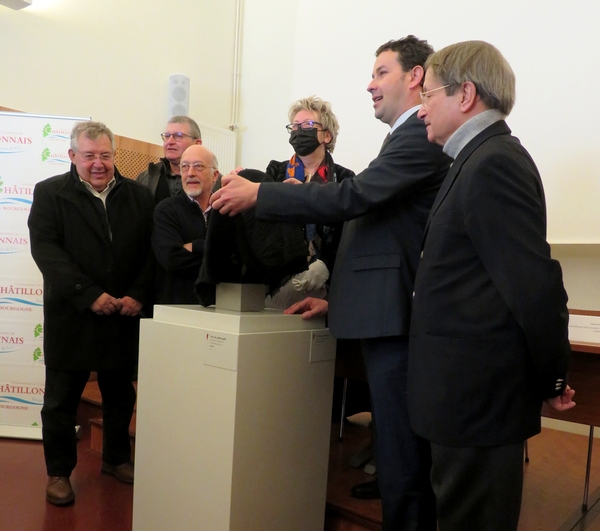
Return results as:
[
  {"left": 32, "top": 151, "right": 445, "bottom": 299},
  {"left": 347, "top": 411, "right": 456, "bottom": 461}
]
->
[{"left": 194, "top": 169, "right": 309, "bottom": 307}]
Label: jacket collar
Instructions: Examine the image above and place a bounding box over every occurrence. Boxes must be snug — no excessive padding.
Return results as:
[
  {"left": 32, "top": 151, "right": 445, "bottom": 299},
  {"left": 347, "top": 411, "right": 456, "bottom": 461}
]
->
[
  {"left": 64, "top": 162, "right": 125, "bottom": 193},
  {"left": 423, "top": 120, "right": 511, "bottom": 238},
  {"left": 55, "top": 164, "right": 126, "bottom": 245}
]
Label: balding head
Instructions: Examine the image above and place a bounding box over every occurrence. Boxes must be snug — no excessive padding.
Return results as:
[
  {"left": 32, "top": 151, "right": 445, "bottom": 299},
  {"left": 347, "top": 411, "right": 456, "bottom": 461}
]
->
[
  {"left": 180, "top": 145, "right": 219, "bottom": 207},
  {"left": 181, "top": 145, "right": 218, "bottom": 170}
]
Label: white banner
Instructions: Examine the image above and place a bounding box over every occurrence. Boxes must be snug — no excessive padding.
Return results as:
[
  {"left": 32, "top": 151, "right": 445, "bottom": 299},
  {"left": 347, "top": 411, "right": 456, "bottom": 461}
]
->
[{"left": 0, "top": 111, "right": 89, "bottom": 439}]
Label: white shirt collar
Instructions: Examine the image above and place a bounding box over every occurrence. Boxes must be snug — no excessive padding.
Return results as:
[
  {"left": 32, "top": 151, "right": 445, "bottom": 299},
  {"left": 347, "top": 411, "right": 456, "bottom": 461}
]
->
[{"left": 390, "top": 105, "right": 421, "bottom": 134}]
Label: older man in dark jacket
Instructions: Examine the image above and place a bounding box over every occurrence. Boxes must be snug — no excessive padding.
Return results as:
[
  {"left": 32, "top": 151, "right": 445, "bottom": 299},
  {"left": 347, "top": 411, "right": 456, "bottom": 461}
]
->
[{"left": 28, "top": 121, "right": 155, "bottom": 506}]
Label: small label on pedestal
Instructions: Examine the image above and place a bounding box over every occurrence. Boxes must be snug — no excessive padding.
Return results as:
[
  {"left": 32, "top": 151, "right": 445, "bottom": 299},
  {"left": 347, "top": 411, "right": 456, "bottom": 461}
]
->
[
  {"left": 309, "top": 330, "right": 336, "bottom": 362},
  {"left": 204, "top": 331, "right": 238, "bottom": 371}
]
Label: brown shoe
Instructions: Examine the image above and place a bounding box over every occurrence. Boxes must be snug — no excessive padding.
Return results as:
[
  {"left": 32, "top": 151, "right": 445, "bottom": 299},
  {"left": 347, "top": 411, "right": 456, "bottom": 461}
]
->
[
  {"left": 101, "top": 461, "right": 134, "bottom": 484},
  {"left": 46, "top": 476, "right": 75, "bottom": 506}
]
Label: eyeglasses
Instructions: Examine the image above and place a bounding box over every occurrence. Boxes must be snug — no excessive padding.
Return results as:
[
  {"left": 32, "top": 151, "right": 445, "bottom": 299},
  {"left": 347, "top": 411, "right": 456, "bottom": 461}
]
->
[
  {"left": 285, "top": 120, "right": 324, "bottom": 133},
  {"left": 180, "top": 162, "right": 214, "bottom": 173},
  {"left": 161, "top": 132, "right": 197, "bottom": 142},
  {"left": 79, "top": 152, "right": 113, "bottom": 162},
  {"left": 419, "top": 84, "right": 454, "bottom": 107}
]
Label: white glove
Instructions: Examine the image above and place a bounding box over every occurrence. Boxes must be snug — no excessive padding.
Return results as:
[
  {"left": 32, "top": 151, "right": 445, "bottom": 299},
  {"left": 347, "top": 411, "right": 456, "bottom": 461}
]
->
[{"left": 292, "top": 259, "right": 330, "bottom": 292}]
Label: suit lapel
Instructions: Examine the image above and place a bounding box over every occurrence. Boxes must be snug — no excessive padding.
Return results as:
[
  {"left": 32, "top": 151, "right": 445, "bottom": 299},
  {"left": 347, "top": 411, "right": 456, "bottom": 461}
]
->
[
  {"left": 379, "top": 111, "right": 420, "bottom": 156},
  {"left": 423, "top": 120, "right": 511, "bottom": 240}
]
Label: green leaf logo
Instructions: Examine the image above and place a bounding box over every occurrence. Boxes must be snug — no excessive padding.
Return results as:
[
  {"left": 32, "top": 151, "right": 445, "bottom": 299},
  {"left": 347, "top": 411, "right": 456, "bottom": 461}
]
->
[
  {"left": 33, "top": 323, "right": 43, "bottom": 338},
  {"left": 41, "top": 148, "right": 50, "bottom": 162},
  {"left": 42, "top": 123, "right": 52, "bottom": 137},
  {"left": 33, "top": 347, "right": 42, "bottom": 362},
  {"left": 32, "top": 422, "right": 39, "bottom": 427},
  {"left": 0, "top": 178, "right": 3, "bottom": 193}
]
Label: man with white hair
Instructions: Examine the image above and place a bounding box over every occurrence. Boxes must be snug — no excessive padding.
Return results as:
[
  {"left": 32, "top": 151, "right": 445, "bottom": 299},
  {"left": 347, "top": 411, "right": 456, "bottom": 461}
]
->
[{"left": 151, "top": 144, "right": 219, "bottom": 304}]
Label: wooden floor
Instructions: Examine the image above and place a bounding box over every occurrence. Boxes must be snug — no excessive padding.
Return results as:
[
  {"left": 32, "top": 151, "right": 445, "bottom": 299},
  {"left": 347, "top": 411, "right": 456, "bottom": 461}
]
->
[{"left": 1, "top": 421, "right": 600, "bottom": 530}]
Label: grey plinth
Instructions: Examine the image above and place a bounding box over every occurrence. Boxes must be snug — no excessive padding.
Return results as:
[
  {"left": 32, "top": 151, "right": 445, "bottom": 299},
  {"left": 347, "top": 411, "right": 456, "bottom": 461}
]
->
[{"left": 132, "top": 302, "right": 336, "bottom": 531}]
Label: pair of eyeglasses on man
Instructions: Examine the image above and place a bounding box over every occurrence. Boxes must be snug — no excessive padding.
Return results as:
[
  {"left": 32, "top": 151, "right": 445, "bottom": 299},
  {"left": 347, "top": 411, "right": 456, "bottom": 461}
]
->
[
  {"left": 79, "top": 153, "right": 113, "bottom": 162},
  {"left": 285, "top": 120, "right": 324, "bottom": 133},
  {"left": 161, "top": 132, "right": 197, "bottom": 142},
  {"left": 180, "top": 162, "right": 214, "bottom": 173},
  {"left": 419, "top": 84, "right": 459, "bottom": 106}
]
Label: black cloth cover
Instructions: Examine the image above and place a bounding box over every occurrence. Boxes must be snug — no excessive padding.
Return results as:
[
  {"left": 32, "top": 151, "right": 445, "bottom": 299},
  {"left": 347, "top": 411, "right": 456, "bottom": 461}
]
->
[{"left": 194, "top": 169, "right": 308, "bottom": 306}]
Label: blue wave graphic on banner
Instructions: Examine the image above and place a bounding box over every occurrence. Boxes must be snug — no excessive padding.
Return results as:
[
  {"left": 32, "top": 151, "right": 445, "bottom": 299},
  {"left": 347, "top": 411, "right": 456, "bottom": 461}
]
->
[
  {"left": 0, "top": 197, "right": 33, "bottom": 206},
  {"left": 0, "top": 297, "right": 43, "bottom": 307},
  {"left": 0, "top": 149, "right": 31, "bottom": 155},
  {"left": 0, "top": 396, "right": 43, "bottom": 406},
  {"left": 0, "top": 251, "right": 21, "bottom": 255}
]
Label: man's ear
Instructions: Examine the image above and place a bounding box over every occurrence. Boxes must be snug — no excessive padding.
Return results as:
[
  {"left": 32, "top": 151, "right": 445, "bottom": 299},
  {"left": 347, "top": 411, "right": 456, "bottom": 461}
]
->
[
  {"left": 408, "top": 65, "right": 425, "bottom": 89},
  {"left": 459, "top": 81, "right": 479, "bottom": 112}
]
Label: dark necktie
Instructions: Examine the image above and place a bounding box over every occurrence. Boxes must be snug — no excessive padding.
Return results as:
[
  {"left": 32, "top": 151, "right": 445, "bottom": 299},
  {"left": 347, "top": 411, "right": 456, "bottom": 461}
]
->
[{"left": 379, "top": 132, "right": 391, "bottom": 155}]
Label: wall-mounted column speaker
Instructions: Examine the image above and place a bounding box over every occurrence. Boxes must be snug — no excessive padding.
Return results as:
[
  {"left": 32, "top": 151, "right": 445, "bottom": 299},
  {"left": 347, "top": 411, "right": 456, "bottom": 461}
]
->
[{"left": 168, "top": 74, "right": 190, "bottom": 118}]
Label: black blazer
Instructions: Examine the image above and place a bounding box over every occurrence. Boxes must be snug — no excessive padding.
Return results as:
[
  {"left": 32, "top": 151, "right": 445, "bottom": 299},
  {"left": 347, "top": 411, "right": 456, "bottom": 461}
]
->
[
  {"left": 408, "top": 120, "right": 571, "bottom": 447},
  {"left": 256, "top": 112, "right": 451, "bottom": 339}
]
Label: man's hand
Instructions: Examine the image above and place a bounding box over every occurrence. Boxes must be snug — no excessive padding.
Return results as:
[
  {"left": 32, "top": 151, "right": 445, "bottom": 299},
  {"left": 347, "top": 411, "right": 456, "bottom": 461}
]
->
[
  {"left": 118, "top": 296, "right": 143, "bottom": 317},
  {"left": 284, "top": 297, "right": 329, "bottom": 320},
  {"left": 210, "top": 173, "right": 260, "bottom": 216},
  {"left": 90, "top": 293, "right": 121, "bottom": 315},
  {"left": 545, "top": 385, "right": 576, "bottom": 411},
  {"left": 183, "top": 242, "right": 193, "bottom": 252}
]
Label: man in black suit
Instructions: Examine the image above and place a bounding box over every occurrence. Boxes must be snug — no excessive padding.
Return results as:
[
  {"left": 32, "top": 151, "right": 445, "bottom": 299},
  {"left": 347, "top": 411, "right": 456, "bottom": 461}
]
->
[
  {"left": 152, "top": 145, "right": 219, "bottom": 304},
  {"left": 410, "top": 40, "right": 575, "bottom": 531},
  {"left": 28, "top": 121, "right": 155, "bottom": 506},
  {"left": 211, "top": 36, "right": 451, "bottom": 531}
]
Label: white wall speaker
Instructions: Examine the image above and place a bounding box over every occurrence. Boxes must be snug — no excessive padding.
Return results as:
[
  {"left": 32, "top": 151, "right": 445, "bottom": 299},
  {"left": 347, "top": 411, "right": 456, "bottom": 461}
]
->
[{"left": 168, "top": 74, "right": 190, "bottom": 118}]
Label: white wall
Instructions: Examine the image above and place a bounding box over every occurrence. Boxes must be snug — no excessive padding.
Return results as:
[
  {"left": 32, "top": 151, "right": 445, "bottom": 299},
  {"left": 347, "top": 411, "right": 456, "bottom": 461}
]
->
[
  {"left": 2, "top": 0, "right": 599, "bottom": 307},
  {"left": 0, "top": 0, "right": 237, "bottom": 144},
  {"left": 239, "top": 0, "right": 600, "bottom": 244}
]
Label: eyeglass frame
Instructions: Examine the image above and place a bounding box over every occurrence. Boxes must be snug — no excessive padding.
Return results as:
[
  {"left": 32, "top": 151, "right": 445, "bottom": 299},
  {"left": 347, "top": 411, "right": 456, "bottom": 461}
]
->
[
  {"left": 419, "top": 84, "right": 459, "bottom": 107},
  {"left": 285, "top": 120, "right": 325, "bottom": 134},
  {"left": 77, "top": 152, "right": 114, "bottom": 162},
  {"left": 180, "top": 162, "right": 216, "bottom": 173},
  {"left": 160, "top": 132, "right": 198, "bottom": 142}
]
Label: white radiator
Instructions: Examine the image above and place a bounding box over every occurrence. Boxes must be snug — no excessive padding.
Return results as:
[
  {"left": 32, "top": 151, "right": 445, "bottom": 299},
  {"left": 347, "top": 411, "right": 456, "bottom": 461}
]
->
[{"left": 198, "top": 122, "right": 237, "bottom": 174}]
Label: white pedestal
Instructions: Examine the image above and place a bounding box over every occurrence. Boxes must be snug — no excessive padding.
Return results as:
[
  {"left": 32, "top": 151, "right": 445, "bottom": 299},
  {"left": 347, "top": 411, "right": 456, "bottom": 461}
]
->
[{"left": 132, "top": 304, "right": 336, "bottom": 531}]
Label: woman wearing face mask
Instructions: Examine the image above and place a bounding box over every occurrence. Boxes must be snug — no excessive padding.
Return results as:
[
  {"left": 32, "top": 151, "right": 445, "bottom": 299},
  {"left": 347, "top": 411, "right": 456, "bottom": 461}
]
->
[{"left": 265, "top": 96, "right": 355, "bottom": 309}]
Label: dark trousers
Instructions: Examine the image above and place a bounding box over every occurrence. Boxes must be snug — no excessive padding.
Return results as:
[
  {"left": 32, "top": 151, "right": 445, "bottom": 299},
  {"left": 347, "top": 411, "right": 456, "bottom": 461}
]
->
[
  {"left": 361, "top": 336, "right": 436, "bottom": 531},
  {"left": 42, "top": 367, "right": 136, "bottom": 477},
  {"left": 431, "top": 441, "right": 524, "bottom": 531}
]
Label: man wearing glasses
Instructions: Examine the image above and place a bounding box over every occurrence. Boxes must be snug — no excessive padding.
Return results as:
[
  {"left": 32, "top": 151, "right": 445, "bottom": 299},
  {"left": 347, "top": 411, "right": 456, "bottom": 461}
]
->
[
  {"left": 152, "top": 145, "right": 219, "bottom": 304},
  {"left": 28, "top": 121, "right": 155, "bottom": 506},
  {"left": 136, "top": 115, "right": 202, "bottom": 204},
  {"left": 211, "top": 36, "right": 451, "bottom": 531},
  {"left": 410, "top": 41, "right": 574, "bottom": 530}
]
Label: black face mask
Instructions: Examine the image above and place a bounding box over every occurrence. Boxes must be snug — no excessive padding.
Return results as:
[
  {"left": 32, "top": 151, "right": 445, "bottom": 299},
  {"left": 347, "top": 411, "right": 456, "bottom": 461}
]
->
[{"left": 289, "top": 128, "right": 322, "bottom": 157}]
